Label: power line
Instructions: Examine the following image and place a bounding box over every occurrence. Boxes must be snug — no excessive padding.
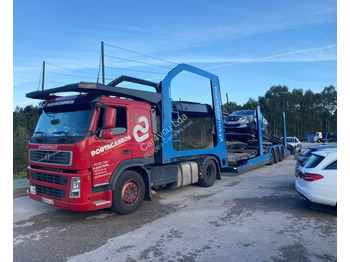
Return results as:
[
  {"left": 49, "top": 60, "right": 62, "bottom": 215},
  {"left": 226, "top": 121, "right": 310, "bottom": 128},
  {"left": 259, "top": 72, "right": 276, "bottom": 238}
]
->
[
  {"left": 45, "top": 80, "right": 71, "bottom": 85},
  {"left": 105, "top": 66, "right": 166, "bottom": 75},
  {"left": 46, "top": 71, "right": 97, "bottom": 79},
  {"left": 104, "top": 54, "right": 172, "bottom": 69},
  {"left": 45, "top": 62, "right": 99, "bottom": 76},
  {"left": 104, "top": 42, "right": 177, "bottom": 65}
]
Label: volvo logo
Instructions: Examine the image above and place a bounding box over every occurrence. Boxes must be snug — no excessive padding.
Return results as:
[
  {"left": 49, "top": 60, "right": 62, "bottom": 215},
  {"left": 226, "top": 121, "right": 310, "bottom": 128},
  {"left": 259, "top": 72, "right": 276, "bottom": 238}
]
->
[{"left": 39, "top": 151, "right": 60, "bottom": 162}]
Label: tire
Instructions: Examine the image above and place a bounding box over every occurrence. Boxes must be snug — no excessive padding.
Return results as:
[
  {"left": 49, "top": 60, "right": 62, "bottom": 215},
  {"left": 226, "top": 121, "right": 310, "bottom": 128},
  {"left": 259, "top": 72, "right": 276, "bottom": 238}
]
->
[
  {"left": 268, "top": 149, "right": 274, "bottom": 165},
  {"left": 273, "top": 149, "right": 278, "bottom": 163},
  {"left": 198, "top": 160, "right": 217, "bottom": 187},
  {"left": 276, "top": 148, "right": 282, "bottom": 162},
  {"left": 111, "top": 170, "right": 145, "bottom": 215},
  {"left": 280, "top": 147, "right": 284, "bottom": 161}
]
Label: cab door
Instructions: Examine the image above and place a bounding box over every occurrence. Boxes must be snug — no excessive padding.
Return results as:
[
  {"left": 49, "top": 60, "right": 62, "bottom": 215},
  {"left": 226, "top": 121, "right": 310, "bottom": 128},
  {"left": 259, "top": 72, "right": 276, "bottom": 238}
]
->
[{"left": 90, "top": 106, "right": 131, "bottom": 186}]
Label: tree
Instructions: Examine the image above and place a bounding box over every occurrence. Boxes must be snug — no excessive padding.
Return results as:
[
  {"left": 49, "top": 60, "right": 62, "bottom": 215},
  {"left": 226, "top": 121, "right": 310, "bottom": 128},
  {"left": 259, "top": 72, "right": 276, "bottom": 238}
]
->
[
  {"left": 259, "top": 85, "right": 290, "bottom": 136},
  {"left": 242, "top": 98, "right": 258, "bottom": 110},
  {"left": 13, "top": 125, "right": 30, "bottom": 175},
  {"left": 13, "top": 105, "right": 40, "bottom": 176},
  {"left": 321, "top": 86, "right": 337, "bottom": 131}
]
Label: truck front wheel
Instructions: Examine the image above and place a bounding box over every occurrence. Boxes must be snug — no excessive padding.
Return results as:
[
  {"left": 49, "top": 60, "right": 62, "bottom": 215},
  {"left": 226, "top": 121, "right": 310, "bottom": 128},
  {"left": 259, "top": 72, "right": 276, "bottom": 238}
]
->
[
  {"left": 111, "top": 170, "right": 145, "bottom": 215},
  {"left": 198, "top": 160, "right": 217, "bottom": 187}
]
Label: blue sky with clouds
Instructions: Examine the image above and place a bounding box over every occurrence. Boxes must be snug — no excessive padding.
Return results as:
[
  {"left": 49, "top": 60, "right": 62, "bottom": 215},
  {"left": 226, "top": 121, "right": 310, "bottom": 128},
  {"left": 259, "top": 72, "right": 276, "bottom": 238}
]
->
[{"left": 13, "top": 0, "right": 337, "bottom": 109}]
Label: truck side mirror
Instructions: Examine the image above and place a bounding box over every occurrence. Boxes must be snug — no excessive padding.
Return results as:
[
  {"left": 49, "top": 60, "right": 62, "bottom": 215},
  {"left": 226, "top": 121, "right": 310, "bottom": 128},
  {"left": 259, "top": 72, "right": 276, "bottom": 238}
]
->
[
  {"left": 104, "top": 107, "right": 117, "bottom": 128},
  {"left": 102, "top": 129, "right": 114, "bottom": 139}
]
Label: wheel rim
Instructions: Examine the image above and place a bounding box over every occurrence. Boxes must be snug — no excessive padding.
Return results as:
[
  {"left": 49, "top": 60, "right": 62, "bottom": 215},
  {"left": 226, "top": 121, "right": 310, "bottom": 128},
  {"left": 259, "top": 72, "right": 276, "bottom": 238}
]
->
[
  {"left": 122, "top": 180, "right": 139, "bottom": 204},
  {"left": 205, "top": 165, "right": 214, "bottom": 179}
]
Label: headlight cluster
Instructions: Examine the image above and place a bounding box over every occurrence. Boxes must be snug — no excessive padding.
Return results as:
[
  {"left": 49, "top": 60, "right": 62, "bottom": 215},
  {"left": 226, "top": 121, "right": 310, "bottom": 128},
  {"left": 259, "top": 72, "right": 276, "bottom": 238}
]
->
[{"left": 70, "top": 177, "right": 81, "bottom": 198}]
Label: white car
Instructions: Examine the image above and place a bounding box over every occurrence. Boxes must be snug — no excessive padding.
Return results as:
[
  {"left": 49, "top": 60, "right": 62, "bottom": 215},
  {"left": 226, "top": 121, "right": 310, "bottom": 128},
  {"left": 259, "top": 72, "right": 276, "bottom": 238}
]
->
[
  {"left": 286, "top": 136, "right": 302, "bottom": 153},
  {"left": 295, "top": 150, "right": 337, "bottom": 206}
]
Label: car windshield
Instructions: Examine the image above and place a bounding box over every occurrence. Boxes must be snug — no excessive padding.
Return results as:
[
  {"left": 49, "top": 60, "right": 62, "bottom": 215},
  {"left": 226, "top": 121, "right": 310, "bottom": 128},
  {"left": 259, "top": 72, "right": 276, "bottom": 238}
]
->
[
  {"left": 230, "top": 110, "right": 254, "bottom": 116},
  {"left": 34, "top": 106, "right": 92, "bottom": 137},
  {"left": 286, "top": 138, "right": 294, "bottom": 142}
]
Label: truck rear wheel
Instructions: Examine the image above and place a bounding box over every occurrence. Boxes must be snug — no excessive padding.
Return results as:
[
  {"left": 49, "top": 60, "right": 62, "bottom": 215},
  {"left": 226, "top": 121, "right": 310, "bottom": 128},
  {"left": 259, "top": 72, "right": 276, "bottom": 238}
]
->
[
  {"left": 111, "top": 170, "right": 145, "bottom": 215},
  {"left": 198, "top": 160, "right": 217, "bottom": 187}
]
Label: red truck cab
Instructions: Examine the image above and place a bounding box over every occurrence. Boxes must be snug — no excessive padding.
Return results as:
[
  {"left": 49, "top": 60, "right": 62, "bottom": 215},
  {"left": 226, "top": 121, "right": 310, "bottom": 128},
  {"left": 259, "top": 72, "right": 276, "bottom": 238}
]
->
[{"left": 28, "top": 94, "right": 155, "bottom": 212}]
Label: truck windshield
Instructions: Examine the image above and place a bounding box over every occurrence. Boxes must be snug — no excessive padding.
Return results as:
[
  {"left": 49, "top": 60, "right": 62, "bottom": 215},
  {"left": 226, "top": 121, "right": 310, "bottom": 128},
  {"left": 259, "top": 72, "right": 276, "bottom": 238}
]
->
[{"left": 34, "top": 107, "right": 92, "bottom": 137}]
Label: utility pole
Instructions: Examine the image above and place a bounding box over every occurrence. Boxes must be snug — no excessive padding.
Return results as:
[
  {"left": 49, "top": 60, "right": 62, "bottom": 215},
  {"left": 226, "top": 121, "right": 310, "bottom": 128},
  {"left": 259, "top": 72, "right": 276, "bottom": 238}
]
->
[
  {"left": 101, "top": 41, "right": 105, "bottom": 85},
  {"left": 226, "top": 93, "right": 229, "bottom": 112},
  {"left": 42, "top": 61, "right": 45, "bottom": 91}
]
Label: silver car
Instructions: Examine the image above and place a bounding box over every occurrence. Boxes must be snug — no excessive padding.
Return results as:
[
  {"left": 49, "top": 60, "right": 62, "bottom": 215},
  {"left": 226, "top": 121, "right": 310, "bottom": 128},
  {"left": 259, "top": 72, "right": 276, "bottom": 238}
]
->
[
  {"left": 224, "top": 110, "right": 269, "bottom": 134},
  {"left": 286, "top": 136, "right": 302, "bottom": 153}
]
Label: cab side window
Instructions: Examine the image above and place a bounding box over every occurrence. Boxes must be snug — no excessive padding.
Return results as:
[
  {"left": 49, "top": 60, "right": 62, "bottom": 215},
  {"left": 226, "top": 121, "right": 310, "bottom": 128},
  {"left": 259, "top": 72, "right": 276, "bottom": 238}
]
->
[{"left": 96, "top": 107, "right": 127, "bottom": 137}]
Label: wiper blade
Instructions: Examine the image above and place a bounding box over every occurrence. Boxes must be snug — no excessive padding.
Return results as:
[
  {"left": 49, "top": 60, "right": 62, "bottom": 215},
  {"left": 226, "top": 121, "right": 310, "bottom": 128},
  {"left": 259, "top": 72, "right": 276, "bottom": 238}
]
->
[
  {"left": 33, "top": 131, "right": 47, "bottom": 141},
  {"left": 52, "top": 131, "right": 73, "bottom": 141},
  {"left": 34, "top": 131, "right": 46, "bottom": 135}
]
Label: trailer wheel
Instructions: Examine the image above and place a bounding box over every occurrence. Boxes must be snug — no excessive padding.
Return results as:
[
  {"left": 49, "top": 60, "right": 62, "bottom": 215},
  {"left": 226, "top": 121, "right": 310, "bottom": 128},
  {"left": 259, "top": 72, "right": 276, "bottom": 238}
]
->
[
  {"left": 268, "top": 149, "right": 274, "bottom": 165},
  {"left": 273, "top": 149, "right": 278, "bottom": 163},
  {"left": 279, "top": 147, "right": 284, "bottom": 161},
  {"left": 111, "top": 170, "right": 145, "bottom": 215},
  {"left": 198, "top": 160, "right": 217, "bottom": 187},
  {"left": 276, "top": 148, "right": 282, "bottom": 162}
]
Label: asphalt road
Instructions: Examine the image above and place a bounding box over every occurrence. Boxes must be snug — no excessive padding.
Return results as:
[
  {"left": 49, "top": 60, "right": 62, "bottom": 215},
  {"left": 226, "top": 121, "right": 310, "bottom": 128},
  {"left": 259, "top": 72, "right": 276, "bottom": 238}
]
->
[{"left": 13, "top": 151, "right": 337, "bottom": 262}]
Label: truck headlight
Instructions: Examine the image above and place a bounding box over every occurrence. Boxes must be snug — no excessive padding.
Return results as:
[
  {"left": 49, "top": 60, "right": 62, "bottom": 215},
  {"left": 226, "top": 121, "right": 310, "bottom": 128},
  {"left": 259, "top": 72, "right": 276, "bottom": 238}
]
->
[
  {"left": 30, "top": 185, "right": 36, "bottom": 195},
  {"left": 70, "top": 177, "right": 81, "bottom": 198}
]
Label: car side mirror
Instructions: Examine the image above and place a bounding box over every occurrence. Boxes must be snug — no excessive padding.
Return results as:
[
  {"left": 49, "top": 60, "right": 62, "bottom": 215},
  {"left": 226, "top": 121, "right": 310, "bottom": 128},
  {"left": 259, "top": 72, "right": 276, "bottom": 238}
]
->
[
  {"left": 104, "top": 107, "right": 117, "bottom": 128},
  {"left": 102, "top": 129, "right": 114, "bottom": 139}
]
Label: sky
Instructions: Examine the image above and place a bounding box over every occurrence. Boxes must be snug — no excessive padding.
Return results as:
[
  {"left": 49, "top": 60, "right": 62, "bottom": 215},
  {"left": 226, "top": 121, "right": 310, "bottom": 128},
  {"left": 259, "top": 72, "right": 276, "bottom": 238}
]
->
[{"left": 13, "top": 0, "right": 337, "bottom": 109}]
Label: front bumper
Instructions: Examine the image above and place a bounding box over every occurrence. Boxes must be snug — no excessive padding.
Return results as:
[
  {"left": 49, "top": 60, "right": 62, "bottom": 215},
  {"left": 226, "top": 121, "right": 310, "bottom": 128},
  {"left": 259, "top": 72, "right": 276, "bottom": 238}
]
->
[{"left": 28, "top": 166, "right": 112, "bottom": 212}]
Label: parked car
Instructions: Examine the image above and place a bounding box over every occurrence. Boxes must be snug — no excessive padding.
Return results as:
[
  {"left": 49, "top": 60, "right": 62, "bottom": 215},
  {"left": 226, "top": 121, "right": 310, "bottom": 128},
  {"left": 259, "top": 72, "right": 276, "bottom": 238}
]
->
[
  {"left": 224, "top": 110, "right": 269, "bottom": 134},
  {"left": 286, "top": 137, "right": 302, "bottom": 153},
  {"left": 295, "top": 150, "right": 337, "bottom": 207},
  {"left": 308, "top": 132, "right": 323, "bottom": 143},
  {"left": 295, "top": 144, "right": 337, "bottom": 172}
]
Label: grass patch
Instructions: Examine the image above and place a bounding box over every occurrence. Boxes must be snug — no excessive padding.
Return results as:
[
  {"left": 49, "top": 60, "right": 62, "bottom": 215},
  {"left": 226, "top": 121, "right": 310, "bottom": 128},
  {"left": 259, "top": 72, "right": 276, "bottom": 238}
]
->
[{"left": 13, "top": 171, "right": 27, "bottom": 180}]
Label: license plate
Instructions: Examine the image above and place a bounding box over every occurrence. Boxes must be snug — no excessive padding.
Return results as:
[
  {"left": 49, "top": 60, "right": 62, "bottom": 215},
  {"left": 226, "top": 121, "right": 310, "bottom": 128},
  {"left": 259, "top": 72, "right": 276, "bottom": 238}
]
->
[
  {"left": 227, "top": 121, "right": 236, "bottom": 124},
  {"left": 41, "top": 197, "right": 55, "bottom": 206}
]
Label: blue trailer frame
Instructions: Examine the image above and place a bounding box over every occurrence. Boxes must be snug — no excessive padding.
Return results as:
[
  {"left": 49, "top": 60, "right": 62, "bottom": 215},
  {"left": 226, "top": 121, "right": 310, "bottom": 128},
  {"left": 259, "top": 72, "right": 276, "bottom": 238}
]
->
[{"left": 160, "top": 64, "right": 228, "bottom": 168}]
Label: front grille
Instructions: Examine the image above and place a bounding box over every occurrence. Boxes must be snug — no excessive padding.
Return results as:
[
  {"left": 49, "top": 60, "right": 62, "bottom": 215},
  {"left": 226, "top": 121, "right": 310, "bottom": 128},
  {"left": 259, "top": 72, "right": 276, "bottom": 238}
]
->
[
  {"left": 226, "top": 124, "right": 240, "bottom": 127},
  {"left": 29, "top": 150, "right": 72, "bottom": 166},
  {"left": 35, "top": 184, "right": 66, "bottom": 199},
  {"left": 31, "top": 172, "right": 68, "bottom": 185}
]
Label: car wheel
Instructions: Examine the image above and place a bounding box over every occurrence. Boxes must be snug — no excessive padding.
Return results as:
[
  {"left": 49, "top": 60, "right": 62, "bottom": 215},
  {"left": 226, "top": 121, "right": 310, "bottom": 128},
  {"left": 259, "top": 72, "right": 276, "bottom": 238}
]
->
[
  {"left": 198, "top": 160, "right": 217, "bottom": 187},
  {"left": 291, "top": 147, "right": 295, "bottom": 155},
  {"left": 111, "top": 170, "right": 145, "bottom": 215}
]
